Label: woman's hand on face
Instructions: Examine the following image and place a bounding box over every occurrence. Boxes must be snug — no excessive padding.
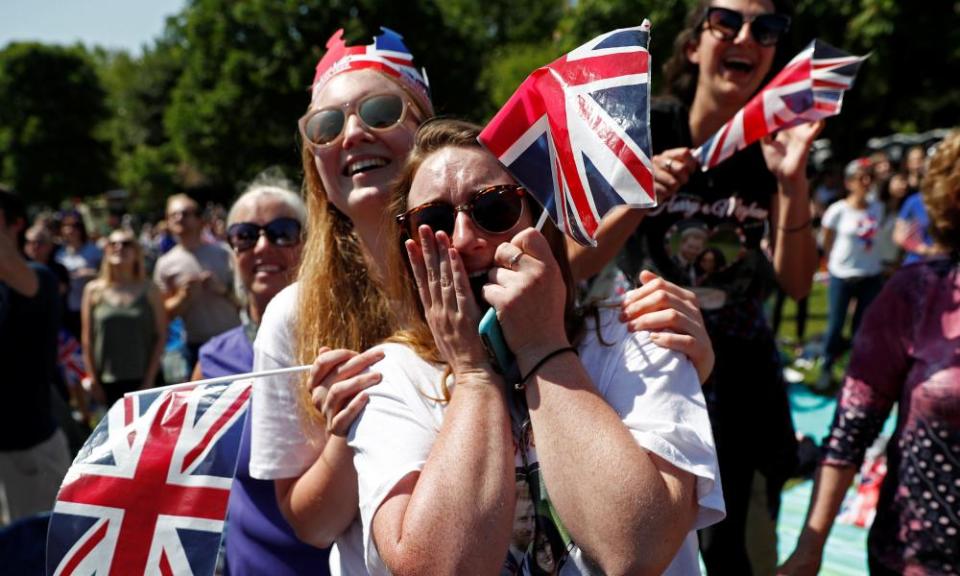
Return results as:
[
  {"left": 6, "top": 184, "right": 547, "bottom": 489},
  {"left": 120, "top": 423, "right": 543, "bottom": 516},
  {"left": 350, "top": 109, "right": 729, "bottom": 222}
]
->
[
  {"left": 406, "top": 227, "right": 491, "bottom": 377},
  {"left": 483, "top": 228, "right": 569, "bottom": 363},
  {"left": 619, "top": 270, "right": 715, "bottom": 383},
  {"left": 760, "top": 120, "right": 825, "bottom": 184},
  {"left": 308, "top": 346, "right": 385, "bottom": 437},
  {"left": 653, "top": 148, "right": 698, "bottom": 202}
]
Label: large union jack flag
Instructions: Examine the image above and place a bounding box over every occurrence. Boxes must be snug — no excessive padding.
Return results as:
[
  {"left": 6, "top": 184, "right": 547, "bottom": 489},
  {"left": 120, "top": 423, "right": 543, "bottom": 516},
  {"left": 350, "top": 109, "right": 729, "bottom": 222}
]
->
[
  {"left": 479, "top": 21, "right": 656, "bottom": 246},
  {"left": 46, "top": 380, "right": 252, "bottom": 576},
  {"left": 694, "top": 39, "right": 867, "bottom": 170}
]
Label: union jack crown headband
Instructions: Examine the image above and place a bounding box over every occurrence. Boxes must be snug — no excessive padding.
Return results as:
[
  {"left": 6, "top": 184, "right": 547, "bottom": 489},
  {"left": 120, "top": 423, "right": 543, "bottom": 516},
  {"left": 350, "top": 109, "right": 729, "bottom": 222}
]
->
[{"left": 312, "top": 27, "right": 433, "bottom": 116}]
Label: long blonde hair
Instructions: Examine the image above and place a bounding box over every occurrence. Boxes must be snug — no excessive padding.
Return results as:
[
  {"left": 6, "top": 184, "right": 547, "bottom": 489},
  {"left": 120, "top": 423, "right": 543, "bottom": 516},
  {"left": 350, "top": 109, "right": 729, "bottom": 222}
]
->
[{"left": 294, "top": 73, "right": 431, "bottom": 423}]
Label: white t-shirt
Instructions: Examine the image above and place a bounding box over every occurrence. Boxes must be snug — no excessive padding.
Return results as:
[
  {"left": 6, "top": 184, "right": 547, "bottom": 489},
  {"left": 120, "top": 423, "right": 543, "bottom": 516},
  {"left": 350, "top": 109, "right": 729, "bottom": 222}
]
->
[
  {"left": 348, "top": 309, "right": 724, "bottom": 576},
  {"left": 822, "top": 199, "right": 885, "bottom": 278},
  {"left": 248, "top": 282, "right": 367, "bottom": 576}
]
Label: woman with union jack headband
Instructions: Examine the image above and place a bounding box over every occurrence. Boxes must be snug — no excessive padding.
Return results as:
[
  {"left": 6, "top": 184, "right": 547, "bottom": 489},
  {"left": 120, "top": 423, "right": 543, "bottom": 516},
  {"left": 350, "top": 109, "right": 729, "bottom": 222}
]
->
[{"left": 249, "top": 26, "right": 718, "bottom": 575}]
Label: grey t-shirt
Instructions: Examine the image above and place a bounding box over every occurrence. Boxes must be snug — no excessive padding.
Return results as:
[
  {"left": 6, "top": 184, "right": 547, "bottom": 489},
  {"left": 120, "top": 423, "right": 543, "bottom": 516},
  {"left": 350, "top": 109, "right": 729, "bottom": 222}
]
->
[{"left": 153, "top": 242, "right": 240, "bottom": 344}]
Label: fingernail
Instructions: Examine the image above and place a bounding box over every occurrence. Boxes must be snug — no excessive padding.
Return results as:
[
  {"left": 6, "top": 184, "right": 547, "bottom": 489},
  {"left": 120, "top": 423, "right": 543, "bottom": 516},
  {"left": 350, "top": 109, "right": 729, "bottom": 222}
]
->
[{"left": 649, "top": 332, "right": 661, "bottom": 341}]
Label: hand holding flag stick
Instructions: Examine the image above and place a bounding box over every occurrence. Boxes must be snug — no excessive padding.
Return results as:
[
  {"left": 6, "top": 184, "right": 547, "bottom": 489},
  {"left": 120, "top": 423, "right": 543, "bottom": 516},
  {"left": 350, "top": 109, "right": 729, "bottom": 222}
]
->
[
  {"left": 479, "top": 20, "right": 657, "bottom": 247},
  {"left": 694, "top": 39, "right": 868, "bottom": 171},
  {"left": 476, "top": 22, "right": 656, "bottom": 371}
]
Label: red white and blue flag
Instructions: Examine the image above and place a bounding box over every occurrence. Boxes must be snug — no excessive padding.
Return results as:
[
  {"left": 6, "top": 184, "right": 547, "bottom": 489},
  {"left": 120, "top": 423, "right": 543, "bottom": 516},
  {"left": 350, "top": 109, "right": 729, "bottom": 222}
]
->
[
  {"left": 479, "top": 21, "right": 656, "bottom": 246},
  {"left": 312, "top": 27, "right": 432, "bottom": 114},
  {"left": 694, "top": 39, "right": 867, "bottom": 170},
  {"left": 46, "top": 380, "right": 252, "bottom": 576},
  {"left": 57, "top": 329, "right": 87, "bottom": 390}
]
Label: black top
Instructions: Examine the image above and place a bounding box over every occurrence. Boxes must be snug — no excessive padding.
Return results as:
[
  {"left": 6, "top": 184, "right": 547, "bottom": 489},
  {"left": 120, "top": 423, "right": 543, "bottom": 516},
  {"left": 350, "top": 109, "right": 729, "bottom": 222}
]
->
[
  {"left": 617, "top": 97, "right": 779, "bottom": 340},
  {"left": 617, "top": 98, "right": 799, "bottom": 491},
  {"left": 0, "top": 262, "right": 61, "bottom": 450}
]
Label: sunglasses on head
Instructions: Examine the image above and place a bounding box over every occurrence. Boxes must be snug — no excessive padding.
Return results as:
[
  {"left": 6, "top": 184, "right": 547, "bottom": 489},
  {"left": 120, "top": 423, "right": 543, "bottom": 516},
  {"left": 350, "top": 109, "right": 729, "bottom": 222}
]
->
[
  {"left": 397, "top": 184, "right": 527, "bottom": 238},
  {"left": 298, "top": 93, "right": 417, "bottom": 151},
  {"left": 226, "top": 217, "right": 302, "bottom": 253},
  {"left": 701, "top": 6, "right": 791, "bottom": 47}
]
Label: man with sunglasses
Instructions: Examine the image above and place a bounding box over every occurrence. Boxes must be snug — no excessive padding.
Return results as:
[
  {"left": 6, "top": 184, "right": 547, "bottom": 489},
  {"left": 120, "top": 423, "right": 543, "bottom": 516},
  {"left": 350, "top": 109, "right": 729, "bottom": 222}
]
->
[{"left": 153, "top": 193, "right": 240, "bottom": 372}]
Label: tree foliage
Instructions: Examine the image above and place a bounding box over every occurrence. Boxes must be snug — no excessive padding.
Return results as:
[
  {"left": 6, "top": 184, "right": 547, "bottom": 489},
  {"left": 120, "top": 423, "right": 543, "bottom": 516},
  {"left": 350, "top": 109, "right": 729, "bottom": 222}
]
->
[
  {"left": 0, "top": 43, "right": 112, "bottom": 204},
  {"left": 2, "top": 1, "right": 957, "bottom": 208}
]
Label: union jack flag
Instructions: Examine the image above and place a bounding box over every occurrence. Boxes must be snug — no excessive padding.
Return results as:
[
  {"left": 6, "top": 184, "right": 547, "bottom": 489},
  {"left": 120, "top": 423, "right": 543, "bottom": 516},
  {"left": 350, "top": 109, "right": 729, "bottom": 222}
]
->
[
  {"left": 46, "top": 380, "right": 252, "bottom": 576},
  {"left": 479, "top": 21, "right": 656, "bottom": 246},
  {"left": 312, "top": 26, "right": 431, "bottom": 111},
  {"left": 694, "top": 39, "right": 867, "bottom": 170},
  {"left": 57, "top": 329, "right": 87, "bottom": 390}
]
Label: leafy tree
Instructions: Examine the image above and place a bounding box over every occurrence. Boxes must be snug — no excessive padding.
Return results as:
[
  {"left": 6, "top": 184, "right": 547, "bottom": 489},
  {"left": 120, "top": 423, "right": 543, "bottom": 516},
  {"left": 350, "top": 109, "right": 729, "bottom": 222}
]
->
[
  {"left": 0, "top": 43, "right": 112, "bottom": 204},
  {"left": 94, "top": 35, "right": 184, "bottom": 213}
]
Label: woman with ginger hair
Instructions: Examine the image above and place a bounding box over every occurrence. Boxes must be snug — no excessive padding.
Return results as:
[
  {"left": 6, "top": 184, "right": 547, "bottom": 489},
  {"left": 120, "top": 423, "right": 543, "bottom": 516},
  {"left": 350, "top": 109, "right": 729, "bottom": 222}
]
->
[
  {"left": 347, "top": 118, "right": 723, "bottom": 575},
  {"left": 779, "top": 130, "right": 960, "bottom": 575},
  {"left": 249, "top": 27, "right": 717, "bottom": 575}
]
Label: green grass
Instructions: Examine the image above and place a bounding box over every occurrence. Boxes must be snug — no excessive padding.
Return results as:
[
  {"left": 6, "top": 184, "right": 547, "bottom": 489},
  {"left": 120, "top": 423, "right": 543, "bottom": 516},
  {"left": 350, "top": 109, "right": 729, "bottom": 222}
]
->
[{"left": 772, "top": 277, "right": 853, "bottom": 391}]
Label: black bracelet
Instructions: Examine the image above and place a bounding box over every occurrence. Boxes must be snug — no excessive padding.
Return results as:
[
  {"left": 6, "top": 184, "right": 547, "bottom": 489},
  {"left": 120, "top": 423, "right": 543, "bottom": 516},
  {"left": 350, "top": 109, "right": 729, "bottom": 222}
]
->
[
  {"left": 516, "top": 346, "right": 578, "bottom": 390},
  {"left": 778, "top": 218, "right": 812, "bottom": 233}
]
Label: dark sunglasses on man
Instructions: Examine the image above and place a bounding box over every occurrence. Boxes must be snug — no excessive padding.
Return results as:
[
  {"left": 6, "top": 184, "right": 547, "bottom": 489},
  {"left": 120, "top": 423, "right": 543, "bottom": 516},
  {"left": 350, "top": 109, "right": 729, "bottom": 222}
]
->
[
  {"left": 397, "top": 184, "right": 527, "bottom": 239},
  {"left": 299, "top": 93, "right": 420, "bottom": 151},
  {"left": 701, "top": 6, "right": 791, "bottom": 47},
  {"left": 227, "top": 217, "right": 302, "bottom": 252}
]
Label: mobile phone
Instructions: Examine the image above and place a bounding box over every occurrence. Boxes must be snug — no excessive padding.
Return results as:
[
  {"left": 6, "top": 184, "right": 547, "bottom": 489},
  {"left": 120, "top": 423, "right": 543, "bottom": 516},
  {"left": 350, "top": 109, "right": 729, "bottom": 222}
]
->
[{"left": 479, "top": 307, "right": 514, "bottom": 375}]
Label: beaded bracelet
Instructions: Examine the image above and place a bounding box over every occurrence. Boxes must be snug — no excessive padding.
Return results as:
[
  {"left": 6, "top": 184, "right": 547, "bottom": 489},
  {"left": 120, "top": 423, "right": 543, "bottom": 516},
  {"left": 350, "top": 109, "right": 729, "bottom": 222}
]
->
[{"left": 516, "top": 346, "right": 578, "bottom": 390}]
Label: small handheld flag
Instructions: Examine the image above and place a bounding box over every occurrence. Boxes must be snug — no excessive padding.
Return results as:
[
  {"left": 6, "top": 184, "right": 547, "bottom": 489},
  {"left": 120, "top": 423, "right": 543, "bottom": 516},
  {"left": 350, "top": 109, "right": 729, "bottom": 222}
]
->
[
  {"left": 694, "top": 39, "right": 867, "bottom": 171},
  {"left": 479, "top": 21, "right": 656, "bottom": 247}
]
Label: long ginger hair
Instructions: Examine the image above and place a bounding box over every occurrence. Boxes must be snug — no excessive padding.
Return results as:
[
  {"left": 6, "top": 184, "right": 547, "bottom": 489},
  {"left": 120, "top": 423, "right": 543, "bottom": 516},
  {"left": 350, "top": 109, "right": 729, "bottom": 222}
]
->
[{"left": 294, "top": 73, "right": 431, "bottom": 423}]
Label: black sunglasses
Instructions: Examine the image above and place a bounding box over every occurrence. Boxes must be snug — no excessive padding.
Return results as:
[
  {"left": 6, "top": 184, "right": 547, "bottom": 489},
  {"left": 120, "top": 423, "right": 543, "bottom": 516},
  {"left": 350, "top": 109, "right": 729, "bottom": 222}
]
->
[
  {"left": 397, "top": 184, "right": 527, "bottom": 238},
  {"left": 226, "top": 217, "right": 302, "bottom": 252},
  {"left": 298, "top": 93, "right": 417, "bottom": 150},
  {"left": 108, "top": 239, "right": 135, "bottom": 250},
  {"left": 701, "top": 6, "right": 790, "bottom": 47}
]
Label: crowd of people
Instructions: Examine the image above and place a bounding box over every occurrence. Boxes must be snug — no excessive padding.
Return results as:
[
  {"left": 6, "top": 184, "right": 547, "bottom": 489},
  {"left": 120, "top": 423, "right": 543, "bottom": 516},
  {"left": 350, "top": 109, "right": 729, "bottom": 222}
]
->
[{"left": 1, "top": 0, "right": 957, "bottom": 574}]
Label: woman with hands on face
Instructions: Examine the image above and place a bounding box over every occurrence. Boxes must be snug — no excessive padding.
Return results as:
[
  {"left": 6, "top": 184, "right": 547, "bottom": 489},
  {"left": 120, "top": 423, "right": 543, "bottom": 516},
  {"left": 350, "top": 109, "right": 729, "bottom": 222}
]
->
[{"left": 346, "top": 119, "right": 724, "bottom": 576}]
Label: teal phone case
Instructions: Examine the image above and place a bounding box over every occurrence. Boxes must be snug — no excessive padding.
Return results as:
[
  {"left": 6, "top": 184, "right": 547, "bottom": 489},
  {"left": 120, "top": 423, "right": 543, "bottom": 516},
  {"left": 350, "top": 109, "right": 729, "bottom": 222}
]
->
[{"left": 479, "top": 307, "right": 512, "bottom": 374}]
